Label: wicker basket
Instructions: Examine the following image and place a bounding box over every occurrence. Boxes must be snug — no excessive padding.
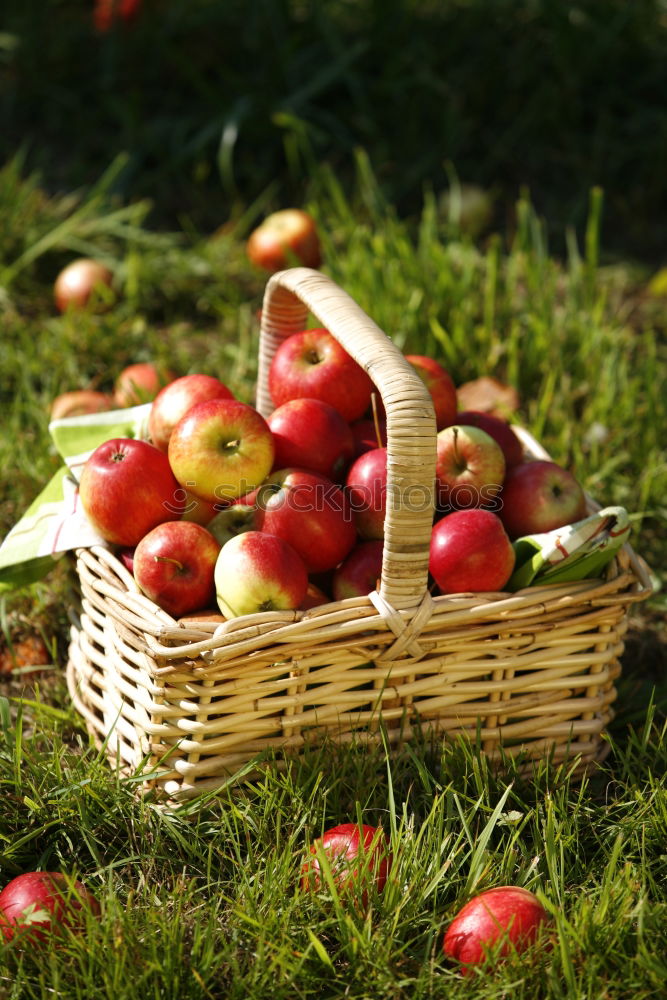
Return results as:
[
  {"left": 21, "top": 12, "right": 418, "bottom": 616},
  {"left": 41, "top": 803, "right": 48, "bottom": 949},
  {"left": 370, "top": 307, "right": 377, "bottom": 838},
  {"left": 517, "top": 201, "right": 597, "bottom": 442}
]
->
[{"left": 65, "top": 268, "right": 653, "bottom": 801}]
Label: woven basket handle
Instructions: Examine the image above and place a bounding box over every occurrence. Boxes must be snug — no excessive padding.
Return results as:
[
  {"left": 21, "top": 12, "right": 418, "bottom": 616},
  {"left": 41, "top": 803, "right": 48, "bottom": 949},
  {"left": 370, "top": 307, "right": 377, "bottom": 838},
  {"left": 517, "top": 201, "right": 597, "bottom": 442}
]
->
[{"left": 256, "top": 266, "right": 437, "bottom": 611}]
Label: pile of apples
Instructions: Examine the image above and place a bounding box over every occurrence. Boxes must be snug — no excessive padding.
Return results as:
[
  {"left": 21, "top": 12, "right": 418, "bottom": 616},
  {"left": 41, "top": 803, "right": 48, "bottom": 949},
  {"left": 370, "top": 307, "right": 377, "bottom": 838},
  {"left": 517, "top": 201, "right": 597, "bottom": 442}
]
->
[{"left": 75, "top": 325, "right": 588, "bottom": 622}]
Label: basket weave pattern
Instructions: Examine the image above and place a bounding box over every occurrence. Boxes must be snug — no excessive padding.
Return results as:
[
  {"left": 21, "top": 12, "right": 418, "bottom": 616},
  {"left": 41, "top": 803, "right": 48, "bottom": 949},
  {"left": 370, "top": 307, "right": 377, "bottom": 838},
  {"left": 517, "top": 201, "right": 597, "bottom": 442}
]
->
[{"left": 66, "top": 269, "right": 652, "bottom": 800}]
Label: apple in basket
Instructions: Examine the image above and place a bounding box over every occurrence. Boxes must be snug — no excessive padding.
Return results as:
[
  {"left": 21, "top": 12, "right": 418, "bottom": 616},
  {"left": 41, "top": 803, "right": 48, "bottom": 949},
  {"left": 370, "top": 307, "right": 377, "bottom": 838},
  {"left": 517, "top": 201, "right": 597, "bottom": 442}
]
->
[
  {"left": 435, "top": 424, "right": 505, "bottom": 512},
  {"left": 206, "top": 502, "right": 255, "bottom": 546},
  {"left": 268, "top": 327, "right": 374, "bottom": 422},
  {"left": 499, "top": 459, "right": 587, "bottom": 539},
  {"left": 455, "top": 409, "right": 524, "bottom": 469},
  {"left": 301, "top": 823, "right": 392, "bottom": 906},
  {"left": 215, "top": 530, "right": 308, "bottom": 617},
  {"left": 349, "top": 415, "right": 387, "bottom": 457},
  {"left": 53, "top": 257, "right": 114, "bottom": 313},
  {"left": 168, "top": 398, "right": 275, "bottom": 505},
  {"left": 246, "top": 208, "right": 322, "bottom": 272},
  {"left": 405, "top": 354, "right": 458, "bottom": 430},
  {"left": 114, "top": 361, "right": 177, "bottom": 407},
  {"left": 148, "top": 373, "right": 235, "bottom": 452},
  {"left": 252, "top": 468, "right": 357, "bottom": 574},
  {"left": 332, "top": 540, "right": 384, "bottom": 601},
  {"left": 267, "top": 397, "right": 355, "bottom": 481},
  {"left": 0, "top": 872, "right": 99, "bottom": 945},
  {"left": 78, "top": 438, "right": 186, "bottom": 547},
  {"left": 345, "top": 446, "right": 388, "bottom": 540},
  {"left": 429, "top": 508, "right": 515, "bottom": 594},
  {"left": 133, "top": 521, "right": 222, "bottom": 618},
  {"left": 442, "top": 885, "right": 551, "bottom": 973}
]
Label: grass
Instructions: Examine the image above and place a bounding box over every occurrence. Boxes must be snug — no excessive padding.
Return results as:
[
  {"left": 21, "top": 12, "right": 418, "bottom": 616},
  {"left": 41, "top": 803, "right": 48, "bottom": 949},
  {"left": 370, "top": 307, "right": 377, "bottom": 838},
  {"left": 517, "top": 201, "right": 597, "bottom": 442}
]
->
[{"left": 1, "top": 2, "right": 667, "bottom": 994}]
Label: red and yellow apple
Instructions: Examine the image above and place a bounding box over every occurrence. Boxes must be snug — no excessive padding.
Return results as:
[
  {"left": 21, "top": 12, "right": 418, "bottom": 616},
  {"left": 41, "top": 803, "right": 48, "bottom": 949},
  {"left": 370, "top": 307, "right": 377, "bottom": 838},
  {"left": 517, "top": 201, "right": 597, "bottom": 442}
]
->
[
  {"left": 114, "top": 361, "right": 177, "bottom": 408},
  {"left": 49, "top": 389, "right": 114, "bottom": 422},
  {"left": 435, "top": 424, "right": 505, "bottom": 511},
  {"left": 499, "top": 460, "right": 587, "bottom": 539},
  {"left": 148, "top": 373, "right": 234, "bottom": 452},
  {"left": 456, "top": 410, "right": 524, "bottom": 468},
  {"left": 214, "top": 531, "right": 308, "bottom": 617},
  {"left": 246, "top": 208, "right": 322, "bottom": 272},
  {"left": 54, "top": 258, "right": 114, "bottom": 313}
]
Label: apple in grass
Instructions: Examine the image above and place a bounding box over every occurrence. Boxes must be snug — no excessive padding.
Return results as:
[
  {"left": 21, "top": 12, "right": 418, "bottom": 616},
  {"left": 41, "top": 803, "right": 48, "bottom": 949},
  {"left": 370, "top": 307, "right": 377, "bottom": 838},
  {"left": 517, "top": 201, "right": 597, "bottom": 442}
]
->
[
  {"left": 442, "top": 886, "right": 551, "bottom": 973},
  {"left": 499, "top": 460, "right": 587, "bottom": 539},
  {"left": 132, "top": 521, "right": 221, "bottom": 618},
  {"left": 429, "top": 509, "right": 515, "bottom": 594},
  {"left": 78, "top": 438, "right": 186, "bottom": 547},
  {"left": 345, "top": 447, "right": 388, "bottom": 540},
  {"left": 332, "top": 540, "right": 384, "bottom": 601},
  {"left": 54, "top": 258, "right": 114, "bottom": 313},
  {"left": 215, "top": 531, "right": 308, "bottom": 617},
  {"left": 301, "top": 824, "right": 392, "bottom": 906},
  {"left": 253, "top": 468, "right": 357, "bottom": 574},
  {"left": 246, "top": 208, "right": 322, "bottom": 272},
  {"left": 456, "top": 410, "right": 524, "bottom": 468},
  {"left": 269, "top": 327, "right": 374, "bottom": 423},
  {"left": 435, "top": 424, "right": 505, "bottom": 512},
  {"left": 405, "top": 354, "right": 458, "bottom": 430},
  {"left": 0, "top": 872, "right": 99, "bottom": 945},
  {"left": 168, "top": 398, "right": 275, "bottom": 505},
  {"left": 267, "top": 397, "right": 355, "bottom": 481},
  {"left": 148, "top": 373, "right": 235, "bottom": 452},
  {"left": 114, "top": 361, "right": 177, "bottom": 408},
  {"left": 49, "top": 389, "right": 114, "bottom": 421}
]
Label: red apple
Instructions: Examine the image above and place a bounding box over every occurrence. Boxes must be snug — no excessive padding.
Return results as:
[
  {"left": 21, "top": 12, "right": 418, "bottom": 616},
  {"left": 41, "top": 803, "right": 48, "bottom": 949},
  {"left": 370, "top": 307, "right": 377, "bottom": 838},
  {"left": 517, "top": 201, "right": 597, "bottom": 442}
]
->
[
  {"left": 148, "top": 373, "right": 235, "bottom": 452},
  {"left": 114, "top": 361, "right": 177, "bottom": 408},
  {"left": 207, "top": 502, "right": 256, "bottom": 546},
  {"left": 93, "top": 0, "right": 142, "bottom": 33},
  {"left": 435, "top": 424, "right": 505, "bottom": 511},
  {"left": 54, "top": 258, "right": 114, "bottom": 313},
  {"left": 442, "top": 885, "right": 550, "bottom": 972},
  {"left": 345, "top": 447, "right": 388, "bottom": 540},
  {"left": 168, "top": 398, "right": 275, "bottom": 505},
  {"left": 269, "top": 327, "right": 374, "bottom": 423},
  {"left": 429, "top": 509, "right": 515, "bottom": 594},
  {"left": 267, "top": 397, "right": 355, "bottom": 481},
  {"left": 0, "top": 872, "right": 99, "bottom": 945},
  {"left": 332, "top": 540, "right": 384, "bottom": 601},
  {"left": 253, "top": 468, "right": 357, "bottom": 574},
  {"left": 180, "top": 490, "right": 222, "bottom": 526},
  {"left": 49, "top": 389, "right": 114, "bottom": 422},
  {"left": 78, "top": 437, "right": 186, "bottom": 547},
  {"left": 117, "top": 546, "right": 136, "bottom": 574},
  {"left": 499, "top": 460, "right": 587, "bottom": 539},
  {"left": 132, "top": 521, "right": 221, "bottom": 617},
  {"left": 214, "top": 530, "right": 308, "bottom": 617},
  {"left": 349, "top": 417, "right": 388, "bottom": 457},
  {"left": 246, "top": 208, "right": 322, "bottom": 272},
  {"left": 300, "top": 582, "right": 332, "bottom": 610},
  {"left": 456, "top": 410, "right": 524, "bottom": 468},
  {"left": 301, "top": 824, "right": 391, "bottom": 905},
  {"left": 405, "top": 354, "right": 458, "bottom": 430}
]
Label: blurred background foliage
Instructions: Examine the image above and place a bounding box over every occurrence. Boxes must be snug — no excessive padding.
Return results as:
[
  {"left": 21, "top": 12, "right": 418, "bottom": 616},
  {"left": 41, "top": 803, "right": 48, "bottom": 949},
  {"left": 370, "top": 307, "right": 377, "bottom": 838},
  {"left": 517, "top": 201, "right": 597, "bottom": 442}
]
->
[{"left": 3, "top": 0, "right": 667, "bottom": 263}]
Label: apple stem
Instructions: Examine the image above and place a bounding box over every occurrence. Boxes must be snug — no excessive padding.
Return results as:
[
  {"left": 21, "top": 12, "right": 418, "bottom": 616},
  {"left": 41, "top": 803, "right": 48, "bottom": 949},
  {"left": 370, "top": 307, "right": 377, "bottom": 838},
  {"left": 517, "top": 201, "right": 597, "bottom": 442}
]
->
[
  {"left": 370, "top": 392, "right": 383, "bottom": 449},
  {"left": 154, "top": 556, "right": 184, "bottom": 571}
]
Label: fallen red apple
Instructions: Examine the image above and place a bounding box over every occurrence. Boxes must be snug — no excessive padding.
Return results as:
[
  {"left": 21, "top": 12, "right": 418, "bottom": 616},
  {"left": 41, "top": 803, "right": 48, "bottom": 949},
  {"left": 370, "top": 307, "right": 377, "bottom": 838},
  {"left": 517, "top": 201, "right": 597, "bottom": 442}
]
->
[
  {"left": 301, "top": 823, "right": 391, "bottom": 905},
  {"left": 53, "top": 258, "right": 114, "bottom": 313},
  {"left": 455, "top": 410, "right": 524, "bottom": 469},
  {"left": 499, "top": 460, "right": 587, "bottom": 539},
  {"left": 148, "top": 373, "right": 235, "bottom": 452},
  {"left": 332, "top": 540, "right": 384, "bottom": 600},
  {"left": 168, "top": 398, "right": 275, "bottom": 505},
  {"left": 114, "top": 362, "right": 177, "bottom": 408},
  {"left": 214, "top": 530, "right": 308, "bottom": 617},
  {"left": 435, "top": 424, "right": 505, "bottom": 511},
  {"left": 93, "top": 0, "right": 142, "bottom": 33},
  {"left": 429, "top": 508, "right": 515, "bottom": 594},
  {"left": 442, "top": 885, "right": 550, "bottom": 972},
  {"left": 246, "top": 208, "right": 322, "bottom": 272},
  {"left": 78, "top": 437, "right": 185, "bottom": 547},
  {"left": 269, "top": 327, "right": 374, "bottom": 423},
  {"left": 132, "top": 521, "right": 221, "bottom": 618},
  {"left": 405, "top": 354, "right": 458, "bottom": 430},
  {"left": 49, "top": 389, "right": 114, "bottom": 422},
  {"left": 0, "top": 872, "right": 99, "bottom": 945},
  {"left": 253, "top": 467, "right": 357, "bottom": 574},
  {"left": 345, "top": 446, "right": 388, "bottom": 540},
  {"left": 267, "top": 397, "right": 354, "bottom": 481}
]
